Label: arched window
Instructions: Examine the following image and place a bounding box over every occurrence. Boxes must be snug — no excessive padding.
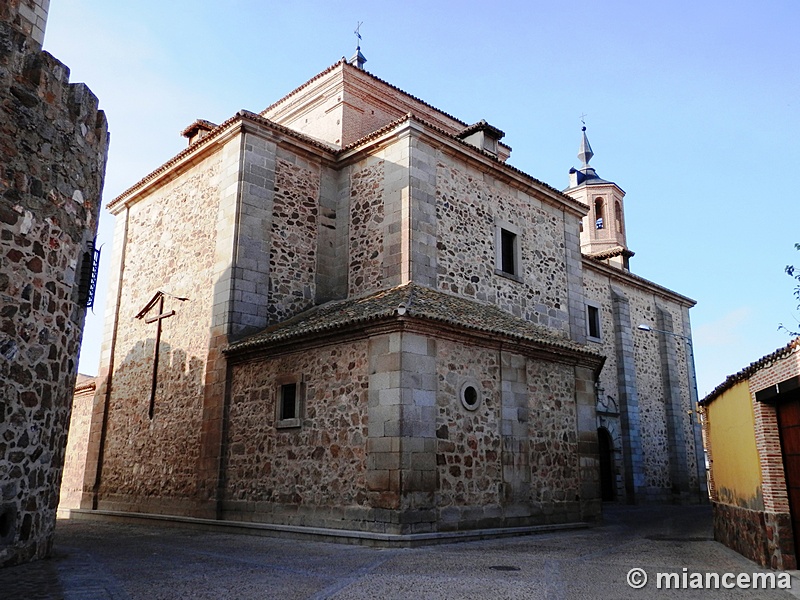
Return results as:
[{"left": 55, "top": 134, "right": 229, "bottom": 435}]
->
[
  {"left": 594, "top": 197, "right": 604, "bottom": 230},
  {"left": 615, "top": 201, "right": 623, "bottom": 233}
]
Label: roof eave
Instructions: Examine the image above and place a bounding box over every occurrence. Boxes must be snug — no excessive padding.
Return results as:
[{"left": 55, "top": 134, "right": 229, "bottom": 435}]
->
[
  {"left": 225, "top": 312, "right": 604, "bottom": 371},
  {"left": 107, "top": 111, "right": 339, "bottom": 213},
  {"left": 337, "top": 115, "right": 589, "bottom": 219},
  {"left": 700, "top": 337, "right": 800, "bottom": 406},
  {"left": 581, "top": 257, "right": 696, "bottom": 307}
]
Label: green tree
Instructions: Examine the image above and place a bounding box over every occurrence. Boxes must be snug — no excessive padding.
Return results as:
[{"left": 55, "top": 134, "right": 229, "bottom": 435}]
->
[{"left": 780, "top": 243, "right": 800, "bottom": 336}]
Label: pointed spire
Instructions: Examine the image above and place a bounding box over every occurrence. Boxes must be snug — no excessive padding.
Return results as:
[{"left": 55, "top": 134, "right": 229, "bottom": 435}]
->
[{"left": 578, "top": 126, "right": 593, "bottom": 168}]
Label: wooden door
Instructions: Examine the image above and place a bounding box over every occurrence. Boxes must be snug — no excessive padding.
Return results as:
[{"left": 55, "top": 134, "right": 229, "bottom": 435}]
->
[{"left": 776, "top": 395, "right": 800, "bottom": 555}]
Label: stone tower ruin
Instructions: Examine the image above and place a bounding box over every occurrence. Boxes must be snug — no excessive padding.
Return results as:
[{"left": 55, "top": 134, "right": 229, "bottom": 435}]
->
[{"left": 0, "top": 0, "right": 109, "bottom": 567}]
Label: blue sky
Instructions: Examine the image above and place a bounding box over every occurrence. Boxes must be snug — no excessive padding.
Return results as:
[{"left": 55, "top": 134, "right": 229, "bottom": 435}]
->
[{"left": 43, "top": 1, "right": 800, "bottom": 397}]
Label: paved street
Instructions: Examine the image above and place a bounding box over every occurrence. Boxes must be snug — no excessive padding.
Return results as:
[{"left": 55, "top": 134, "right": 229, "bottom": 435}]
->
[{"left": 1, "top": 505, "right": 799, "bottom": 599}]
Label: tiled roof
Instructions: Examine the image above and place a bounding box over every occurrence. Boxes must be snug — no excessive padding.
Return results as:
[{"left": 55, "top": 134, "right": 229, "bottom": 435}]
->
[
  {"left": 109, "top": 61, "right": 583, "bottom": 214},
  {"left": 260, "top": 59, "right": 470, "bottom": 130},
  {"left": 107, "top": 110, "right": 339, "bottom": 210},
  {"left": 74, "top": 373, "right": 97, "bottom": 393},
  {"left": 225, "top": 283, "right": 602, "bottom": 361},
  {"left": 458, "top": 120, "right": 506, "bottom": 140},
  {"left": 581, "top": 257, "right": 696, "bottom": 307},
  {"left": 700, "top": 337, "right": 800, "bottom": 406},
  {"left": 340, "top": 114, "right": 580, "bottom": 212},
  {"left": 585, "top": 246, "right": 635, "bottom": 261},
  {"left": 180, "top": 119, "right": 217, "bottom": 138}
]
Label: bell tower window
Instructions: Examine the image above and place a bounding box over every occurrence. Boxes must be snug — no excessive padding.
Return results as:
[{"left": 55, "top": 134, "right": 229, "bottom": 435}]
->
[
  {"left": 615, "top": 201, "right": 623, "bottom": 233},
  {"left": 594, "top": 197, "right": 605, "bottom": 230}
]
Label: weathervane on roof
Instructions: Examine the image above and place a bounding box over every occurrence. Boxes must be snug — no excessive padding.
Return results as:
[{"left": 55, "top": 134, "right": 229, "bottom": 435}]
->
[
  {"left": 354, "top": 21, "right": 363, "bottom": 48},
  {"left": 350, "top": 21, "right": 367, "bottom": 70},
  {"left": 580, "top": 113, "right": 588, "bottom": 129}
]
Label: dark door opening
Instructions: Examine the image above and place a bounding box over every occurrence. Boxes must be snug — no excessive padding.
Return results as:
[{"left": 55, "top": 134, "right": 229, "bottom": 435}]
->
[
  {"left": 776, "top": 391, "right": 800, "bottom": 558},
  {"left": 598, "top": 427, "right": 616, "bottom": 501}
]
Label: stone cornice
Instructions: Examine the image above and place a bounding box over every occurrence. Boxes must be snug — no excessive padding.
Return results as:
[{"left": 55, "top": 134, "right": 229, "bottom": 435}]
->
[
  {"left": 582, "top": 257, "right": 696, "bottom": 308},
  {"left": 107, "top": 111, "right": 339, "bottom": 213},
  {"left": 227, "top": 313, "right": 604, "bottom": 373},
  {"left": 337, "top": 116, "right": 589, "bottom": 219}
]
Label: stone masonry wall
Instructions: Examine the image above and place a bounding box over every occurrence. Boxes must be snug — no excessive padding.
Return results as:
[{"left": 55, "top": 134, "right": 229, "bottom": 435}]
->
[
  {"left": 435, "top": 341, "right": 502, "bottom": 511},
  {"left": 95, "top": 153, "right": 220, "bottom": 513},
  {"left": 348, "top": 158, "right": 384, "bottom": 296},
  {"left": 433, "top": 339, "right": 584, "bottom": 528},
  {"left": 712, "top": 502, "right": 796, "bottom": 570},
  {"left": 583, "top": 264, "right": 700, "bottom": 502},
  {"left": 435, "top": 158, "right": 570, "bottom": 334},
  {"left": 527, "top": 360, "right": 581, "bottom": 515},
  {"left": 57, "top": 376, "right": 94, "bottom": 511},
  {"left": 223, "top": 343, "right": 370, "bottom": 529},
  {"left": 0, "top": 0, "right": 108, "bottom": 566},
  {"left": 266, "top": 155, "right": 319, "bottom": 324}
]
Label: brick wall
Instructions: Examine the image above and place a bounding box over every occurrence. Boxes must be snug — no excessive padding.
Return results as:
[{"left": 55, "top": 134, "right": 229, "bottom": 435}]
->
[
  {"left": 748, "top": 345, "right": 800, "bottom": 520},
  {"left": 261, "top": 62, "right": 478, "bottom": 150}
]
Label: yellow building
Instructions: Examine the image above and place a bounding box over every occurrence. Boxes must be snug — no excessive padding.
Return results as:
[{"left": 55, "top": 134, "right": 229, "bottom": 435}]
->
[{"left": 701, "top": 337, "right": 800, "bottom": 569}]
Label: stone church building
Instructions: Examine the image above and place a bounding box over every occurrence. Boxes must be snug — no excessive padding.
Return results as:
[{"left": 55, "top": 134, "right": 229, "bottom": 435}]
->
[{"left": 71, "top": 55, "right": 706, "bottom": 539}]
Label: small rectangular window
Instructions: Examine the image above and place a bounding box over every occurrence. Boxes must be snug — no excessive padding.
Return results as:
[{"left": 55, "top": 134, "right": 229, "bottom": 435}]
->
[
  {"left": 501, "top": 229, "right": 516, "bottom": 275},
  {"left": 280, "top": 383, "right": 297, "bottom": 420},
  {"left": 277, "top": 380, "right": 302, "bottom": 428},
  {"left": 495, "top": 220, "right": 521, "bottom": 281},
  {"left": 586, "top": 303, "right": 602, "bottom": 341}
]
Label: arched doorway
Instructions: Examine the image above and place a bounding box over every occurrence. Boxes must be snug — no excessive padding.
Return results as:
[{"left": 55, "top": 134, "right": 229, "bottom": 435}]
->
[{"left": 598, "top": 427, "right": 616, "bottom": 501}]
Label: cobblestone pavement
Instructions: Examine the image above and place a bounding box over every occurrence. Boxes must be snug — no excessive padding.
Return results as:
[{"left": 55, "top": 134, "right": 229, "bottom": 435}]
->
[{"left": 2, "top": 505, "right": 799, "bottom": 599}]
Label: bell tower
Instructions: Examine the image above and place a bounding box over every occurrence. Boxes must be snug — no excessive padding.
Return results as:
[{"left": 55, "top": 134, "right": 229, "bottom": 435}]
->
[{"left": 564, "top": 127, "right": 632, "bottom": 270}]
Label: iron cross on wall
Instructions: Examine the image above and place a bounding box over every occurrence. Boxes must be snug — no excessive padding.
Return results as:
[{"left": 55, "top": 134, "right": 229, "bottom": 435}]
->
[{"left": 135, "top": 291, "right": 188, "bottom": 419}]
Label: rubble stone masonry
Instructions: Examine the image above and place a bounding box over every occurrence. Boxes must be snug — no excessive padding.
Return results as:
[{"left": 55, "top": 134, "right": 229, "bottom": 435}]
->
[
  {"left": 267, "top": 155, "right": 319, "bottom": 324},
  {"left": 0, "top": 0, "right": 108, "bottom": 566},
  {"left": 223, "top": 343, "right": 370, "bottom": 528},
  {"left": 582, "top": 263, "right": 701, "bottom": 502},
  {"left": 348, "top": 159, "right": 384, "bottom": 296},
  {"left": 435, "top": 342, "right": 502, "bottom": 512},
  {"left": 58, "top": 375, "right": 95, "bottom": 511},
  {"left": 93, "top": 153, "right": 220, "bottom": 514},
  {"left": 435, "top": 158, "right": 569, "bottom": 334}
]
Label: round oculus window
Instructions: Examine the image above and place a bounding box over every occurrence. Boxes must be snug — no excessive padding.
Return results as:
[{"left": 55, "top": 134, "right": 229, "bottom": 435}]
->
[{"left": 460, "top": 382, "right": 482, "bottom": 411}]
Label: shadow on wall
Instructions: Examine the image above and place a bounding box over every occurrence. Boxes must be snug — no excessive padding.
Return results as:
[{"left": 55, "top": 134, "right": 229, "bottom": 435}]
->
[{"left": 85, "top": 336, "right": 206, "bottom": 512}]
